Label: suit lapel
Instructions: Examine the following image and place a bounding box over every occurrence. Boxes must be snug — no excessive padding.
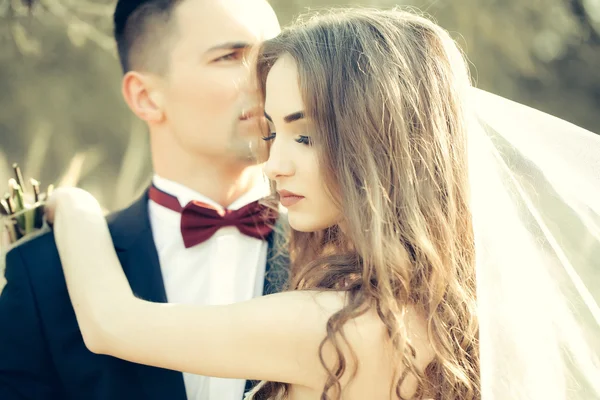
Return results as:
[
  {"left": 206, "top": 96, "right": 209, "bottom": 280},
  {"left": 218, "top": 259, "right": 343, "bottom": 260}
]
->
[
  {"left": 110, "top": 194, "right": 290, "bottom": 400},
  {"left": 108, "top": 191, "right": 187, "bottom": 400},
  {"left": 245, "top": 217, "right": 291, "bottom": 395},
  {"left": 263, "top": 217, "right": 290, "bottom": 296}
]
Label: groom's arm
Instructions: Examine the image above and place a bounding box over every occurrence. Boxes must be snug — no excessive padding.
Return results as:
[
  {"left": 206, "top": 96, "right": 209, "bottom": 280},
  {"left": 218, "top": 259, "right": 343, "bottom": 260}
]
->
[{"left": 0, "top": 247, "right": 62, "bottom": 399}]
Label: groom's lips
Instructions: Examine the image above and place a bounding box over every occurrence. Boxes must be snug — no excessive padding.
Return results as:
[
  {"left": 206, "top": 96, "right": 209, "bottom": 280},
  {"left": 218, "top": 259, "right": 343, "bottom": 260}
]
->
[{"left": 239, "top": 107, "right": 262, "bottom": 121}]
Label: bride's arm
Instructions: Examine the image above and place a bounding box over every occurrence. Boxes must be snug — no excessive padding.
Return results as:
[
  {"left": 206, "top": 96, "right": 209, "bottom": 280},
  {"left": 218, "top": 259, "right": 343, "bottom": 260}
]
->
[{"left": 52, "top": 189, "right": 345, "bottom": 388}]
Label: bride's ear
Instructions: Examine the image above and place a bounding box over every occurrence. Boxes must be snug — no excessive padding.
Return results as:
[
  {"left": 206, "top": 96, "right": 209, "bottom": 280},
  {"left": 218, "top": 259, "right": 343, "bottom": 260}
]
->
[{"left": 121, "top": 71, "right": 166, "bottom": 124}]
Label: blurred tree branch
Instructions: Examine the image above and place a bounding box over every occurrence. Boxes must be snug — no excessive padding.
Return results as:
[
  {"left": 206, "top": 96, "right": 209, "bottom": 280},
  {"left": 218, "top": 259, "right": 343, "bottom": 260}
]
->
[
  {"left": 3, "top": 0, "right": 115, "bottom": 54},
  {"left": 569, "top": 0, "right": 600, "bottom": 44},
  {"left": 0, "top": 0, "right": 597, "bottom": 218},
  {"left": 44, "top": 0, "right": 115, "bottom": 51}
]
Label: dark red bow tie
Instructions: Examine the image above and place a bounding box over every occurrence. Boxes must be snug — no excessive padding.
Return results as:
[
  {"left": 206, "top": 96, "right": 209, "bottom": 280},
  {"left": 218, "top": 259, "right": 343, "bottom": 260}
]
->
[{"left": 149, "top": 185, "right": 278, "bottom": 248}]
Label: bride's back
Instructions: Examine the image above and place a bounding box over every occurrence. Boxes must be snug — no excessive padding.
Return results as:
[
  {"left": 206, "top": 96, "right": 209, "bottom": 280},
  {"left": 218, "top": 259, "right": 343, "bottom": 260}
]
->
[
  {"left": 289, "top": 294, "right": 436, "bottom": 400},
  {"left": 329, "top": 306, "right": 434, "bottom": 400}
]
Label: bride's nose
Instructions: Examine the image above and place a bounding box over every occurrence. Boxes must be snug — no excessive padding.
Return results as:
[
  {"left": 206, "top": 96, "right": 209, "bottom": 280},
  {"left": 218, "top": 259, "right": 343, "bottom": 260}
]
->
[{"left": 264, "top": 139, "right": 295, "bottom": 180}]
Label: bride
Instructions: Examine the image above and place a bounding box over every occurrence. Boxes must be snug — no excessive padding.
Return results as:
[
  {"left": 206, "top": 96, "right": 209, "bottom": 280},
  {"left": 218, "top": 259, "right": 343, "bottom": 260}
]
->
[{"left": 46, "top": 7, "right": 599, "bottom": 400}]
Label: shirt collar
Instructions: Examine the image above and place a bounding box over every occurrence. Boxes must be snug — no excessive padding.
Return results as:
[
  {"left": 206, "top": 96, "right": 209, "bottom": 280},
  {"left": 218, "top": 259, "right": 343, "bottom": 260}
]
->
[{"left": 151, "top": 174, "right": 271, "bottom": 211}]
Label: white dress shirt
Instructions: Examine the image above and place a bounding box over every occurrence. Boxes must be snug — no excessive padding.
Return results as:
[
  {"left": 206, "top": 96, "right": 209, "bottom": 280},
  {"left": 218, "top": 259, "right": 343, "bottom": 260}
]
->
[{"left": 148, "top": 175, "right": 270, "bottom": 400}]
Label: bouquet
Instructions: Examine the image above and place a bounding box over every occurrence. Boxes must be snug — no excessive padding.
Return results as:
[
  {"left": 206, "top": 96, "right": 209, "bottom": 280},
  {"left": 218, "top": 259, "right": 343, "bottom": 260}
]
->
[
  {"left": 1, "top": 163, "right": 53, "bottom": 244},
  {"left": 1, "top": 164, "right": 53, "bottom": 291}
]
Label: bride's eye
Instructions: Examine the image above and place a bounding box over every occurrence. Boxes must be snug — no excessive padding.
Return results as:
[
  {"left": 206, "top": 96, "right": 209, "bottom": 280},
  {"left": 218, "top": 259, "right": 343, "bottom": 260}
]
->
[
  {"left": 295, "top": 135, "right": 312, "bottom": 146},
  {"left": 262, "top": 132, "right": 276, "bottom": 141}
]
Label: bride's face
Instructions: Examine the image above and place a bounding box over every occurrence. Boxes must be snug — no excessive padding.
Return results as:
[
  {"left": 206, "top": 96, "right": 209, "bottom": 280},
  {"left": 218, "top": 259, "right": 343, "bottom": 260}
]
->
[{"left": 263, "top": 55, "right": 342, "bottom": 232}]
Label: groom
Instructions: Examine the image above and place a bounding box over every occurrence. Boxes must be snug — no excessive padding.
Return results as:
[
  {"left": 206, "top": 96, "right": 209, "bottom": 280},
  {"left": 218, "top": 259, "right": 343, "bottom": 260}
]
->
[{"left": 0, "top": 1, "right": 285, "bottom": 399}]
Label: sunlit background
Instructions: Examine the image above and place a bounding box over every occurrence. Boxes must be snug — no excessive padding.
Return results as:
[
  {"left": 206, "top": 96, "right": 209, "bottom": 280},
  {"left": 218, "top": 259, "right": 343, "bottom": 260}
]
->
[
  {"left": 1, "top": 1, "right": 599, "bottom": 385},
  {"left": 1, "top": 0, "right": 599, "bottom": 211}
]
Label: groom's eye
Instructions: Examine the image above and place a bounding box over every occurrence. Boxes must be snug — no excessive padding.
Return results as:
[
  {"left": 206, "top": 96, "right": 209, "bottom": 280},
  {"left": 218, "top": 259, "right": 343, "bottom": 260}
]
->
[{"left": 215, "top": 51, "right": 242, "bottom": 62}]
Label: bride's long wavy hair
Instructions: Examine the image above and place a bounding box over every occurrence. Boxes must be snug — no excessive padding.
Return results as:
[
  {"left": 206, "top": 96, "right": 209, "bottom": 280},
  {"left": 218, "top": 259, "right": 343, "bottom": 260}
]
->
[{"left": 255, "top": 8, "right": 479, "bottom": 400}]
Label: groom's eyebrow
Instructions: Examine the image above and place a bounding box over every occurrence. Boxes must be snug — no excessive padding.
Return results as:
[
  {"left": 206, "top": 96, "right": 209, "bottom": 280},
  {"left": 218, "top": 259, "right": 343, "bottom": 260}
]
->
[{"left": 206, "top": 41, "right": 251, "bottom": 53}]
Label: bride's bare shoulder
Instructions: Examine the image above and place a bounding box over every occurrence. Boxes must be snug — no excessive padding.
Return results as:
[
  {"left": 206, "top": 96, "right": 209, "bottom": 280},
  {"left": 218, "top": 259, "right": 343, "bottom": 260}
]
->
[
  {"left": 247, "top": 290, "right": 435, "bottom": 397},
  {"left": 274, "top": 290, "right": 434, "bottom": 393},
  {"left": 331, "top": 299, "right": 434, "bottom": 365},
  {"left": 331, "top": 302, "right": 435, "bottom": 398},
  {"left": 272, "top": 290, "right": 432, "bottom": 358}
]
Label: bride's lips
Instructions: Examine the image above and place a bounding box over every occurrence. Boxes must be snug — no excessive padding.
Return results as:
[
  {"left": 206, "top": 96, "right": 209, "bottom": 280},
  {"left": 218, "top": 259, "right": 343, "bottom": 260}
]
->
[{"left": 278, "top": 190, "right": 305, "bottom": 207}]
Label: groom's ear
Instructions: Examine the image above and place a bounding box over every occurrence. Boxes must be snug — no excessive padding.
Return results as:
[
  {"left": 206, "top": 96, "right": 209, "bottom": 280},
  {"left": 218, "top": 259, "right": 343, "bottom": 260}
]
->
[{"left": 121, "top": 71, "right": 166, "bottom": 124}]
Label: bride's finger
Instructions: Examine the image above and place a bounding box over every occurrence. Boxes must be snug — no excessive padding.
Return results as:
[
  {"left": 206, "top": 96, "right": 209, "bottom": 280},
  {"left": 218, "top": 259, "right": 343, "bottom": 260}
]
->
[
  {"left": 44, "top": 187, "right": 103, "bottom": 226},
  {"left": 44, "top": 191, "right": 58, "bottom": 225},
  {"left": 43, "top": 187, "right": 77, "bottom": 225}
]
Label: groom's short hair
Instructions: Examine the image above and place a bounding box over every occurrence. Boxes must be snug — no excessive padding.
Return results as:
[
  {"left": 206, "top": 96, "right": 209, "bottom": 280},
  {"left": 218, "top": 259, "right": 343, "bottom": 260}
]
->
[{"left": 113, "top": 0, "right": 185, "bottom": 74}]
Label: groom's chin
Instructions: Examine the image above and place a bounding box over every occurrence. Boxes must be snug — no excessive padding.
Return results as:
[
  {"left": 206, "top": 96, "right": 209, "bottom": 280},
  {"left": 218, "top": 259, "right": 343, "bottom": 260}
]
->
[{"left": 228, "top": 137, "right": 266, "bottom": 164}]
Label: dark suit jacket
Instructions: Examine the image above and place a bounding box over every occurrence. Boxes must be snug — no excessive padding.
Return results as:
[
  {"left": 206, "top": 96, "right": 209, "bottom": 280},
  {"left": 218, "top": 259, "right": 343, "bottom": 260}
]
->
[{"left": 0, "top": 190, "right": 289, "bottom": 400}]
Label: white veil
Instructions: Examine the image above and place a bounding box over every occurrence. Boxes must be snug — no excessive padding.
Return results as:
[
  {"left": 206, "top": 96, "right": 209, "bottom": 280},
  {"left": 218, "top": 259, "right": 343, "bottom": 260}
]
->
[{"left": 469, "top": 88, "right": 600, "bottom": 399}]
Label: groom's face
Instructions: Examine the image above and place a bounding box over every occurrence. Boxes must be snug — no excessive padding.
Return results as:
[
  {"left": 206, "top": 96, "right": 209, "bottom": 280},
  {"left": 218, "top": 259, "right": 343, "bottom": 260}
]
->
[{"left": 159, "top": 0, "right": 280, "bottom": 163}]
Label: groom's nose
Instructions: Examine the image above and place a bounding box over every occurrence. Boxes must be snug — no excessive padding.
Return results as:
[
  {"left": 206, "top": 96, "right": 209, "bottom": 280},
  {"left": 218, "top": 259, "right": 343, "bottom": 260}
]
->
[{"left": 233, "top": 65, "right": 262, "bottom": 107}]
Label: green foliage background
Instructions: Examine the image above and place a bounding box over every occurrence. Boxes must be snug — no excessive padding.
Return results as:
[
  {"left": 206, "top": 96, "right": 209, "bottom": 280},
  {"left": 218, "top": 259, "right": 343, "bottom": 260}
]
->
[{"left": 1, "top": 0, "right": 599, "bottom": 210}]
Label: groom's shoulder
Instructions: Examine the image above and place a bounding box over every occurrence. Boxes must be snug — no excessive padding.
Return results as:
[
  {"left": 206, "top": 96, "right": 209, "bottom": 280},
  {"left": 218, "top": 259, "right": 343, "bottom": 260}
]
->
[
  {"left": 3, "top": 228, "right": 63, "bottom": 287},
  {"left": 7, "top": 204, "right": 132, "bottom": 251},
  {"left": 6, "top": 226, "right": 57, "bottom": 261},
  {"left": 5, "top": 196, "right": 143, "bottom": 268}
]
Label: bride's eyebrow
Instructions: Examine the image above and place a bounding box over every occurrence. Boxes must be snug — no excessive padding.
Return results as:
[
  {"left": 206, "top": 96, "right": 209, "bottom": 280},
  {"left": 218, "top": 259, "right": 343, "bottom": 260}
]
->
[
  {"left": 263, "top": 111, "right": 305, "bottom": 123},
  {"left": 284, "top": 111, "right": 305, "bottom": 123}
]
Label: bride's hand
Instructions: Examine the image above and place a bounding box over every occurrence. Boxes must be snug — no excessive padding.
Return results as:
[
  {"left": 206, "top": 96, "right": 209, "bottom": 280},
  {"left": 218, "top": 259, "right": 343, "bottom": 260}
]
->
[{"left": 45, "top": 187, "right": 102, "bottom": 225}]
